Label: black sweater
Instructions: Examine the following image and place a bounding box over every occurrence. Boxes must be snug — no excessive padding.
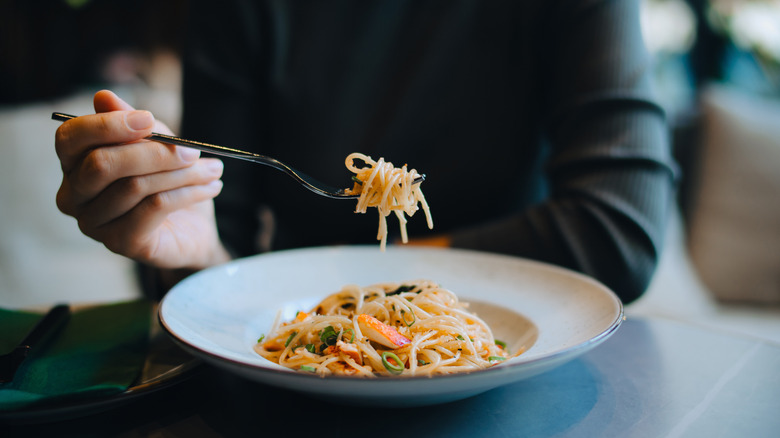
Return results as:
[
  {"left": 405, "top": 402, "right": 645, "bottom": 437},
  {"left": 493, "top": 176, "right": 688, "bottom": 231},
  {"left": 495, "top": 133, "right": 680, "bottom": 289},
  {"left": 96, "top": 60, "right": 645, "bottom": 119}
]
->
[{"left": 177, "top": 0, "right": 678, "bottom": 303}]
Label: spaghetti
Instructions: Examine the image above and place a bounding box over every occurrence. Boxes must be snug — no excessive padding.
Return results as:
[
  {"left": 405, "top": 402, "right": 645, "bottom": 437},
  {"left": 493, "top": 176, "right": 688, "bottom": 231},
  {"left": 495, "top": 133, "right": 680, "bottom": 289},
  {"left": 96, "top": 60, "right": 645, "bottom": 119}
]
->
[
  {"left": 254, "top": 281, "right": 519, "bottom": 377},
  {"left": 344, "top": 153, "right": 433, "bottom": 250}
]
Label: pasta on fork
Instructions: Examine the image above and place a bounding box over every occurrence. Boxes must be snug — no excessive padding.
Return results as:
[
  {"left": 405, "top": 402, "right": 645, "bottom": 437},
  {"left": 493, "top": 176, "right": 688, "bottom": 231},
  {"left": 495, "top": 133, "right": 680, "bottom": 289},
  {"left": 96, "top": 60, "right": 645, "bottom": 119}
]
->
[{"left": 344, "top": 153, "right": 433, "bottom": 250}]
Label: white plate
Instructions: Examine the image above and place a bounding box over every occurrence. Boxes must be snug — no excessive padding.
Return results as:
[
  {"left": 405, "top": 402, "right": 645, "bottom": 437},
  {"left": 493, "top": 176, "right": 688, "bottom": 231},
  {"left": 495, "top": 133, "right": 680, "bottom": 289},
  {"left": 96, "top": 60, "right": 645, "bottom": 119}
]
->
[{"left": 159, "top": 246, "right": 623, "bottom": 406}]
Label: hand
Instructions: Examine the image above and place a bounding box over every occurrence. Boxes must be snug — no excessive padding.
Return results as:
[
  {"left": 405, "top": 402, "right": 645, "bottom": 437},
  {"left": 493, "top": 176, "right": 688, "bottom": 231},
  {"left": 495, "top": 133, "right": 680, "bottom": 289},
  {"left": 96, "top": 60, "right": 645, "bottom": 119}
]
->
[{"left": 55, "top": 90, "right": 230, "bottom": 270}]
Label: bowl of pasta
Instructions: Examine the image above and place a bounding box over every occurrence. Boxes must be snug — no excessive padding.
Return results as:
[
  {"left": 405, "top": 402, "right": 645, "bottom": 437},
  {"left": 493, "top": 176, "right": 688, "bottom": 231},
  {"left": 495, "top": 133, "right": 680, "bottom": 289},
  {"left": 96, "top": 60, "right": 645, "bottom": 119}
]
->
[{"left": 159, "top": 246, "right": 623, "bottom": 407}]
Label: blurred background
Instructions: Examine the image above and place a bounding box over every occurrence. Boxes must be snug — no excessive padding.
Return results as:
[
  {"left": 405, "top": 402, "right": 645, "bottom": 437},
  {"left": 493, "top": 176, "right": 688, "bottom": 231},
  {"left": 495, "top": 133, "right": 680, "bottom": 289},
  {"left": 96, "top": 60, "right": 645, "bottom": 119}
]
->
[{"left": 1, "top": 1, "right": 778, "bottom": 341}]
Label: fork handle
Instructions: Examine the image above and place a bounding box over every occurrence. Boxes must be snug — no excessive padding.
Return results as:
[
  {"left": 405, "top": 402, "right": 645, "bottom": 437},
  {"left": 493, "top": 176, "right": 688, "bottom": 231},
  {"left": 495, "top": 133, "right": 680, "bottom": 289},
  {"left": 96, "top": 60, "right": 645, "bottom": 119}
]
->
[{"left": 52, "top": 112, "right": 287, "bottom": 171}]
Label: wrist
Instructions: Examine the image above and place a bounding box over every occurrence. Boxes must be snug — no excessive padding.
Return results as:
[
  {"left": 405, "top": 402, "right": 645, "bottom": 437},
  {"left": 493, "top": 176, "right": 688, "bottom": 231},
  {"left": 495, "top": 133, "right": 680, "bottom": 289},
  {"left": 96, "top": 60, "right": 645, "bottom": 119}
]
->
[
  {"left": 199, "top": 241, "right": 233, "bottom": 269},
  {"left": 146, "top": 242, "right": 234, "bottom": 298}
]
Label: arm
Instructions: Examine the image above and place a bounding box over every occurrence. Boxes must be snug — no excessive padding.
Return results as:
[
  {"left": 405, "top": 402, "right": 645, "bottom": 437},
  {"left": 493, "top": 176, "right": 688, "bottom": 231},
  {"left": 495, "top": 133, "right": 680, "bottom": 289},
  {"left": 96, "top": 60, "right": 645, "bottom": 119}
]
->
[{"left": 450, "top": 0, "right": 678, "bottom": 303}]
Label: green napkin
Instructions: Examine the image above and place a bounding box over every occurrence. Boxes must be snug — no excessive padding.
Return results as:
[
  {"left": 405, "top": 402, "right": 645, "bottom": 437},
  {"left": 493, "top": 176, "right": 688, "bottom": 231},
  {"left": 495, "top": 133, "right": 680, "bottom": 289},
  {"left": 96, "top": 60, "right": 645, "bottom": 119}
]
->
[{"left": 0, "top": 299, "right": 152, "bottom": 411}]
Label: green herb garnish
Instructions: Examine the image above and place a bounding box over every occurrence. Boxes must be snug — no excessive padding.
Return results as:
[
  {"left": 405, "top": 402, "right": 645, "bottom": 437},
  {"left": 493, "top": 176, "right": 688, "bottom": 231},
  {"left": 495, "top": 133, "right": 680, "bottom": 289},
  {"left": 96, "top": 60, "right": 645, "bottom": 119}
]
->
[
  {"left": 400, "top": 307, "right": 416, "bottom": 327},
  {"left": 320, "top": 326, "right": 338, "bottom": 346},
  {"left": 381, "top": 351, "right": 404, "bottom": 375},
  {"left": 387, "top": 284, "right": 417, "bottom": 296},
  {"left": 285, "top": 332, "right": 297, "bottom": 347}
]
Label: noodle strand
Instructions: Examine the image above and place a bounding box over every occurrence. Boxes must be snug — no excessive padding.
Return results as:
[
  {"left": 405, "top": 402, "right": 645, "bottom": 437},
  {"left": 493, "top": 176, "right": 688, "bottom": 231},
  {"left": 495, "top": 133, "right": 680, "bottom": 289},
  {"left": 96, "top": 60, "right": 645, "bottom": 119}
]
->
[
  {"left": 344, "top": 153, "right": 433, "bottom": 250},
  {"left": 254, "top": 281, "right": 519, "bottom": 377}
]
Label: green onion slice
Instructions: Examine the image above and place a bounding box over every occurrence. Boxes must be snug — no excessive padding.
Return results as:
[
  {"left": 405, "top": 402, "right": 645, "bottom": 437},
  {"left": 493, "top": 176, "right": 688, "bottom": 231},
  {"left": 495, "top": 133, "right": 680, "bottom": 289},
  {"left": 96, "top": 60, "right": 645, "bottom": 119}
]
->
[
  {"left": 387, "top": 284, "right": 417, "bottom": 296},
  {"left": 257, "top": 334, "right": 265, "bottom": 343},
  {"left": 300, "top": 365, "right": 317, "bottom": 372},
  {"left": 495, "top": 339, "right": 507, "bottom": 349},
  {"left": 320, "top": 326, "right": 338, "bottom": 346},
  {"left": 343, "top": 328, "right": 355, "bottom": 343},
  {"left": 381, "top": 351, "right": 405, "bottom": 375},
  {"left": 285, "top": 332, "right": 297, "bottom": 347},
  {"left": 488, "top": 356, "right": 507, "bottom": 363},
  {"left": 305, "top": 344, "right": 316, "bottom": 353},
  {"left": 400, "top": 306, "right": 416, "bottom": 327},
  {"left": 351, "top": 176, "right": 363, "bottom": 184}
]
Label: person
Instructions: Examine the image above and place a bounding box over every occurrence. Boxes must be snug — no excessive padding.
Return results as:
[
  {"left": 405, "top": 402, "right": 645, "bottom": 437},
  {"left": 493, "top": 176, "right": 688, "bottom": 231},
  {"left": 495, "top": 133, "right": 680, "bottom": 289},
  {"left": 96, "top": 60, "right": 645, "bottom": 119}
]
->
[{"left": 54, "top": 0, "right": 678, "bottom": 304}]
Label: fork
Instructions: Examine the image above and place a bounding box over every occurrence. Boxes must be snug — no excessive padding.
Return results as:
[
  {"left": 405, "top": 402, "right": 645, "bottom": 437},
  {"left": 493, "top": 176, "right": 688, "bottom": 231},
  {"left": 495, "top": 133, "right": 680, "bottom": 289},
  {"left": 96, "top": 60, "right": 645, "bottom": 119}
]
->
[{"left": 52, "top": 112, "right": 424, "bottom": 199}]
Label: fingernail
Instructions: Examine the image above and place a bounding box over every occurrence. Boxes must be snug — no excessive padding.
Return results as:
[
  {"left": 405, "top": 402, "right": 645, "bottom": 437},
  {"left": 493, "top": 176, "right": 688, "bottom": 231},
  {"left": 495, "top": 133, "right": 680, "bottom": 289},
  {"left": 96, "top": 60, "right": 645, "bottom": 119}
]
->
[
  {"left": 206, "top": 159, "right": 224, "bottom": 174},
  {"left": 178, "top": 146, "right": 201, "bottom": 162},
  {"left": 125, "top": 110, "right": 154, "bottom": 131}
]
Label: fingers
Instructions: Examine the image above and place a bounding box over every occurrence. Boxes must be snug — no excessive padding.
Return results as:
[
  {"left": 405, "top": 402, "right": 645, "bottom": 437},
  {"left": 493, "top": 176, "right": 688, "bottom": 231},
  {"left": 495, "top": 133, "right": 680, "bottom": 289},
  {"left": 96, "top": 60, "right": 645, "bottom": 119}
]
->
[
  {"left": 60, "top": 138, "right": 202, "bottom": 209},
  {"left": 55, "top": 90, "right": 203, "bottom": 215},
  {"left": 94, "top": 89, "right": 174, "bottom": 135},
  {"left": 75, "top": 158, "right": 224, "bottom": 230},
  {"left": 56, "top": 89, "right": 177, "bottom": 174},
  {"left": 96, "top": 179, "right": 225, "bottom": 262},
  {"left": 52, "top": 89, "right": 228, "bottom": 269},
  {"left": 94, "top": 89, "right": 135, "bottom": 113},
  {"left": 55, "top": 110, "right": 156, "bottom": 172}
]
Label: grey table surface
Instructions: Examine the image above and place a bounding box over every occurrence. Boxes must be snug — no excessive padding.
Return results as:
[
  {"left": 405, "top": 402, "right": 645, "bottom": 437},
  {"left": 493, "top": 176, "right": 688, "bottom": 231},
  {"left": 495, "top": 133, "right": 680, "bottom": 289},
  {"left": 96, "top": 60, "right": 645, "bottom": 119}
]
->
[{"left": 3, "top": 315, "right": 779, "bottom": 437}]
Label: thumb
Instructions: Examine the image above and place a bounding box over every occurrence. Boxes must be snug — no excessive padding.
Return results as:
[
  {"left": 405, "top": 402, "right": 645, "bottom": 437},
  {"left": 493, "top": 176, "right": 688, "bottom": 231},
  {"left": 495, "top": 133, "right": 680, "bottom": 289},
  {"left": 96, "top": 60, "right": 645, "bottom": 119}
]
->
[
  {"left": 93, "top": 89, "right": 174, "bottom": 135},
  {"left": 93, "top": 89, "right": 135, "bottom": 114}
]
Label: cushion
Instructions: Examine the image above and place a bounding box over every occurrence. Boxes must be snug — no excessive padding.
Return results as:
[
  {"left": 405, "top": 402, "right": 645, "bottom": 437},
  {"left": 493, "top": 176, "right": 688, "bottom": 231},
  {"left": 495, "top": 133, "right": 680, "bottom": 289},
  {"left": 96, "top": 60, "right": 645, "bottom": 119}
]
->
[{"left": 687, "top": 84, "right": 780, "bottom": 304}]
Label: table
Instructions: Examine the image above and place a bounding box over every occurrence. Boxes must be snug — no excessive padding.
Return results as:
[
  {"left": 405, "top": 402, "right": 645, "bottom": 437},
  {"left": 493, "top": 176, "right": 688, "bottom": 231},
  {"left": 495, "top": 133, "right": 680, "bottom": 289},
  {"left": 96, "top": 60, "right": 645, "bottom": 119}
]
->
[{"left": 3, "top": 316, "right": 779, "bottom": 437}]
